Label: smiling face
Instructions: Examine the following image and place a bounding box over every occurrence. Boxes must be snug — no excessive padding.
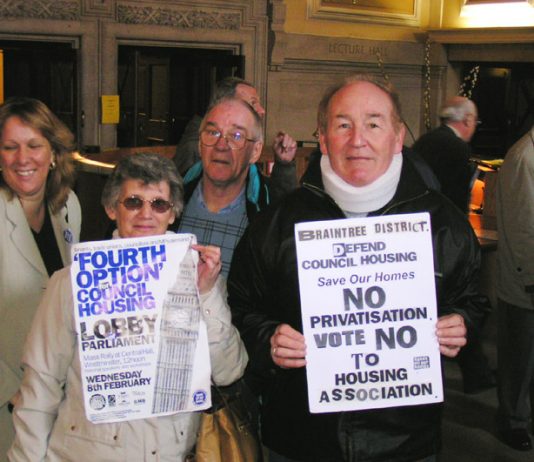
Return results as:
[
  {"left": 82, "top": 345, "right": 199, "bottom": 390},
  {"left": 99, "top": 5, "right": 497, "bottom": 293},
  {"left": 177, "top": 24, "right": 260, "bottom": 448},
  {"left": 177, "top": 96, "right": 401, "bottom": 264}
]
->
[
  {"left": 319, "top": 81, "right": 405, "bottom": 187},
  {"left": 199, "top": 99, "right": 263, "bottom": 190},
  {"left": 0, "top": 116, "right": 54, "bottom": 201},
  {"left": 105, "top": 179, "right": 175, "bottom": 238}
]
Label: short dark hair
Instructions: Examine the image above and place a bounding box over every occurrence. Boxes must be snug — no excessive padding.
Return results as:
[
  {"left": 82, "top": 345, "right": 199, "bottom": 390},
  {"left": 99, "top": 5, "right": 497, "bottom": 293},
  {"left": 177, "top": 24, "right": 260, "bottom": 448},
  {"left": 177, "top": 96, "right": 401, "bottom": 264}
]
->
[
  {"left": 102, "top": 153, "right": 184, "bottom": 216},
  {"left": 317, "top": 74, "right": 404, "bottom": 134},
  {"left": 0, "top": 97, "right": 76, "bottom": 213},
  {"left": 210, "top": 76, "right": 255, "bottom": 106}
]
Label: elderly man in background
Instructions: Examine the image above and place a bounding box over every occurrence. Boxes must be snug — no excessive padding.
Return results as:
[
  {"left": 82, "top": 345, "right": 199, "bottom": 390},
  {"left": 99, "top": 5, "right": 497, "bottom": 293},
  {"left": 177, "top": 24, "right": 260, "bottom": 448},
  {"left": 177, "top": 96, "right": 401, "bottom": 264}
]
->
[
  {"left": 412, "top": 96, "right": 478, "bottom": 214},
  {"left": 496, "top": 124, "right": 534, "bottom": 452},
  {"left": 172, "top": 95, "right": 273, "bottom": 278},
  {"left": 228, "top": 74, "right": 487, "bottom": 462},
  {"left": 413, "top": 96, "right": 494, "bottom": 395},
  {"left": 174, "top": 76, "right": 297, "bottom": 202}
]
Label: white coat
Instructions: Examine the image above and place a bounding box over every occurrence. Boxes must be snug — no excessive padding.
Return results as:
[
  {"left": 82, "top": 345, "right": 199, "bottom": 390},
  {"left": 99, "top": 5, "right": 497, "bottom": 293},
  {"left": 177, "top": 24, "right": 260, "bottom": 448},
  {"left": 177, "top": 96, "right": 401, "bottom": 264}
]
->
[
  {"left": 0, "top": 189, "right": 81, "bottom": 460},
  {"left": 8, "top": 268, "right": 247, "bottom": 462}
]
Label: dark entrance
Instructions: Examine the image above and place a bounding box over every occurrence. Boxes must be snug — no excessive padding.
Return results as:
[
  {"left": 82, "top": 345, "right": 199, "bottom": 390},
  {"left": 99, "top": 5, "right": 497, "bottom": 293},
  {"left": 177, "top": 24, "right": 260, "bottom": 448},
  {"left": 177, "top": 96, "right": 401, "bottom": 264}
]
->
[
  {"left": 0, "top": 40, "right": 79, "bottom": 143},
  {"left": 462, "top": 62, "right": 534, "bottom": 158},
  {"left": 117, "top": 45, "right": 244, "bottom": 147}
]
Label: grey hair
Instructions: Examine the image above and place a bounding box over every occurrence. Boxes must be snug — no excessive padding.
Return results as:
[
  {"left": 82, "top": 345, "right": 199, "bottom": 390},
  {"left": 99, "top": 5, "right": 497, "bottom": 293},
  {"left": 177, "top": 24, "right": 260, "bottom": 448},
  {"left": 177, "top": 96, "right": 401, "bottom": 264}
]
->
[
  {"left": 210, "top": 76, "right": 255, "bottom": 106},
  {"left": 201, "top": 96, "right": 264, "bottom": 142},
  {"left": 317, "top": 73, "right": 404, "bottom": 134},
  {"left": 101, "top": 153, "right": 184, "bottom": 216},
  {"left": 439, "top": 97, "right": 477, "bottom": 123}
]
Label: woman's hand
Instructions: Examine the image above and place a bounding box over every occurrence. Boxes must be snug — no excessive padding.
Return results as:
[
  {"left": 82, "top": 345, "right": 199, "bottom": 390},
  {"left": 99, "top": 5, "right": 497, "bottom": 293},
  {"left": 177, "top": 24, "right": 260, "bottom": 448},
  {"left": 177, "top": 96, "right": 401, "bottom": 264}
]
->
[{"left": 193, "top": 244, "right": 222, "bottom": 294}]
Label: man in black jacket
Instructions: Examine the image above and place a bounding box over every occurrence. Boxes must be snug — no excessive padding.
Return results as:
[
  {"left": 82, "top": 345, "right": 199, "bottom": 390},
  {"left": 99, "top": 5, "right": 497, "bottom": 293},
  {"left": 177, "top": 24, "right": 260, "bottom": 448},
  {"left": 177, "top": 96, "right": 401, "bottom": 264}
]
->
[
  {"left": 413, "top": 97, "right": 494, "bottom": 395},
  {"left": 228, "top": 75, "right": 485, "bottom": 462},
  {"left": 412, "top": 96, "right": 478, "bottom": 214}
]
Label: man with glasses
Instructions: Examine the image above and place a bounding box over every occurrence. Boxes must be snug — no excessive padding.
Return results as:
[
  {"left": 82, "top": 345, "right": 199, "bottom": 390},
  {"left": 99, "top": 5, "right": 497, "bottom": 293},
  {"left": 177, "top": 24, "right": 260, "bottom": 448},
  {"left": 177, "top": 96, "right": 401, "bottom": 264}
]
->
[
  {"left": 173, "top": 76, "right": 298, "bottom": 187},
  {"left": 172, "top": 96, "right": 268, "bottom": 277}
]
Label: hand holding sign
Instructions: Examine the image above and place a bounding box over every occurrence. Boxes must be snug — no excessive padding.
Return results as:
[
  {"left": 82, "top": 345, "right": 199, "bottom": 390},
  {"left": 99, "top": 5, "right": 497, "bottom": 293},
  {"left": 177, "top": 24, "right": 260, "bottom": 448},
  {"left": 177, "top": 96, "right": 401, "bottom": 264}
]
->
[
  {"left": 270, "top": 323, "right": 307, "bottom": 369},
  {"left": 436, "top": 313, "right": 466, "bottom": 358},
  {"left": 193, "top": 244, "right": 222, "bottom": 294}
]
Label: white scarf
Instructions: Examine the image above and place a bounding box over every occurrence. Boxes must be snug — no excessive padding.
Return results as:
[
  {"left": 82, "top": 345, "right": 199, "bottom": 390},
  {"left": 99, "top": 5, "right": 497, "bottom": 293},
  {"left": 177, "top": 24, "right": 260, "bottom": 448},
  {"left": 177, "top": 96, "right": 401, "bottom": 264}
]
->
[{"left": 321, "top": 153, "right": 403, "bottom": 215}]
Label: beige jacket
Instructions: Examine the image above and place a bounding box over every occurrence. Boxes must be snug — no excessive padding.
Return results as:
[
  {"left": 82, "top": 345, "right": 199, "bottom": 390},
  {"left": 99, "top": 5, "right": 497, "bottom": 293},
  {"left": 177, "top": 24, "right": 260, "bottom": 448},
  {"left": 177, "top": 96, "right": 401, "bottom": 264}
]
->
[
  {"left": 497, "top": 126, "right": 534, "bottom": 309},
  {"left": 8, "top": 268, "right": 247, "bottom": 462},
  {"left": 0, "top": 189, "right": 81, "bottom": 406}
]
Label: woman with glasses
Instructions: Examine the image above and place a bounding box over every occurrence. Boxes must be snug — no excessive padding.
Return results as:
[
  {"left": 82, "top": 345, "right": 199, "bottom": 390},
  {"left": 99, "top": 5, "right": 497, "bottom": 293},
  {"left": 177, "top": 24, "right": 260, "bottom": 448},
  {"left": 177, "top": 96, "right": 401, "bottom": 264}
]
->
[
  {"left": 0, "top": 97, "right": 81, "bottom": 460},
  {"left": 8, "top": 153, "right": 247, "bottom": 461}
]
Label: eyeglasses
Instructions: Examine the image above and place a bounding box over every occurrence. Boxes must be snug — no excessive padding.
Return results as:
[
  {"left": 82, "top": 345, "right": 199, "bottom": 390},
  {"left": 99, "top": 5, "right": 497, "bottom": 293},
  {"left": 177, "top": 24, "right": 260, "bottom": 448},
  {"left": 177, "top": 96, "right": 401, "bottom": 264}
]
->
[
  {"left": 200, "top": 128, "right": 256, "bottom": 150},
  {"left": 119, "top": 196, "right": 173, "bottom": 213},
  {"left": 467, "top": 114, "right": 482, "bottom": 126}
]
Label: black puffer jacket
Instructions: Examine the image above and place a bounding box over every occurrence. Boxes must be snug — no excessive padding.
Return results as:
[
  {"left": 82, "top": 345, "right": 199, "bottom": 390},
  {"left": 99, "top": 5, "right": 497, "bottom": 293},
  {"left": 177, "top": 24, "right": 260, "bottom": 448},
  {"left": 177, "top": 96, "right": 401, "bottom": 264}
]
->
[{"left": 228, "top": 153, "right": 484, "bottom": 462}]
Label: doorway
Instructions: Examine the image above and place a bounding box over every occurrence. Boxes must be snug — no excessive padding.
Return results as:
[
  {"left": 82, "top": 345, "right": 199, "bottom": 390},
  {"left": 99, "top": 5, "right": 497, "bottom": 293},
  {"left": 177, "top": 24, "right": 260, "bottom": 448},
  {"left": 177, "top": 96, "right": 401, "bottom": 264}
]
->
[
  {"left": 0, "top": 40, "right": 79, "bottom": 142},
  {"left": 117, "top": 46, "right": 244, "bottom": 147},
  {"left": 462, "top": 62, "right": 534, "bottom": 158}
]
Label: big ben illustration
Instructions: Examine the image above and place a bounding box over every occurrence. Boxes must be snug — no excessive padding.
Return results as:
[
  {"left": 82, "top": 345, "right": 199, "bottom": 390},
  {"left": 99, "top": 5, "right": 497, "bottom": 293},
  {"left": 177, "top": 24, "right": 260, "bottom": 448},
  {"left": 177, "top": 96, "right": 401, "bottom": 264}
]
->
[{"left": 152, "top": 249, "right": 200, "bottom": 412}]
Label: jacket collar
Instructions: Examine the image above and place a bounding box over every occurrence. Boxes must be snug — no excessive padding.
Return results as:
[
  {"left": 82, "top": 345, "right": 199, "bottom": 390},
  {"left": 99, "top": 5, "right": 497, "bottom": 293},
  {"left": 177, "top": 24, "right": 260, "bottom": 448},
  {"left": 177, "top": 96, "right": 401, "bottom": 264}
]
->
[
  {"left": 3, "top": 191, "right": 48, "bottom": 277},
  {"left": 183, "top": 161, "right": 268, "bottom": 212}
]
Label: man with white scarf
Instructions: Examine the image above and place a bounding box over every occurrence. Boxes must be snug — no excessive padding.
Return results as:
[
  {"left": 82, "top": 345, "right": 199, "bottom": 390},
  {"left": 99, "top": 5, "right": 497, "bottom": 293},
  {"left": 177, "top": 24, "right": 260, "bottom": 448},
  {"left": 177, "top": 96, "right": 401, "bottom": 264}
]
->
[{"left": 228, "top": 74, "right": 485, "bottom": 462}]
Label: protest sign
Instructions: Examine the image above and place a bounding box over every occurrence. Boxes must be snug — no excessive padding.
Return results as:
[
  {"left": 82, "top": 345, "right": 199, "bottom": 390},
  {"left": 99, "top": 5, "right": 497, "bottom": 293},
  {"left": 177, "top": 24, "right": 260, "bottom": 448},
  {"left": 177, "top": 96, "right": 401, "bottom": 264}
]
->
[
  {"left": 71, "top": 233, "right": 211, "bottom": 423},
  {"left": 295, "top": 213, "right": 442, "bottom": 414}
]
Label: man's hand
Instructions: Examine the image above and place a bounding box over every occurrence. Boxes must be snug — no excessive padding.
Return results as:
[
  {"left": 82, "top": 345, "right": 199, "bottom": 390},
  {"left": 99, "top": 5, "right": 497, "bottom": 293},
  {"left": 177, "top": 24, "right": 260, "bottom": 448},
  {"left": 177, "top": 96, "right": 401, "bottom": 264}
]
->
[
  {"left": 272, "top": 131, "right": 297, "bottom": 164},
  {"left": 270, "top": 323, "right": 307, "bottom": 368},
  {"left": 436, "top": 313, "right": 466, "bottom": 357}
]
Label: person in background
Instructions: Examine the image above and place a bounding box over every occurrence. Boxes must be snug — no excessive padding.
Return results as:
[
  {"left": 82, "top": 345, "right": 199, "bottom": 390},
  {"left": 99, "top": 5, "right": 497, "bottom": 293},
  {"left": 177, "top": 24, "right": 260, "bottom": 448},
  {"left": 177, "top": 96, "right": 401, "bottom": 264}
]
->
[
  {"left": 412, "top": 96, "right": 478, "bottom": 214},
  {"left": 8, "top": 153, "right": 247, "bottom": 461},
  {"left": 174, "top": 76, "right": 297, "bottom": 203},
  {"left": 413, "top": 97, "right": 494, "bottom": 395},
  {"left": 0, "top": 97, "right": 81, "bottom": 460},
  {"left": 173, "top": 95, "right": 271, "bottom": 277},
  {"left": 228, "top": 74, "right": 486, "bottom": 462},
  {"left": 495, "top": 124, "right": 534, "bottom": 452}
]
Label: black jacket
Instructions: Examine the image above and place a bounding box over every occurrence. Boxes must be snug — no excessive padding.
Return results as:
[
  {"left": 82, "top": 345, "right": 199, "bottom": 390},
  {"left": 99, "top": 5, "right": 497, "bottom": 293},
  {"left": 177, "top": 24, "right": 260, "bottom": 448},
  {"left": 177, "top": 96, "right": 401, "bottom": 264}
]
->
[
  {"left": 228, "top": 153, "right": 484, "bottom": 462},
  {"left": 412, "top": 125, "right": 475, "bottom": 213}
]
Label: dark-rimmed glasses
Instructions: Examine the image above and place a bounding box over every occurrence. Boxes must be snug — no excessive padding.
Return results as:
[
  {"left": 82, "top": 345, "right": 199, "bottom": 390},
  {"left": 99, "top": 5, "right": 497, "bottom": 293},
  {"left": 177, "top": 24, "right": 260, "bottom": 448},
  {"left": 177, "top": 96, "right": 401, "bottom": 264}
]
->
[
  {"left": 200, "top": 128, "right": 256, "bottom": 150},
  {"left": 119, "top": 196, "right": 173, "bottom": 213}
]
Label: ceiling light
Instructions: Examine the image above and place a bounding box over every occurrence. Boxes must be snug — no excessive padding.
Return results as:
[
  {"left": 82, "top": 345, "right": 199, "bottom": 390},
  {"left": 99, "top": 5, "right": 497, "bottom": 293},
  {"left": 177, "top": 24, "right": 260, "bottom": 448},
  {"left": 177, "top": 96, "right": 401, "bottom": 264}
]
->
[{"left": 461, "top": 0, "right": 534, "bottom": 27}]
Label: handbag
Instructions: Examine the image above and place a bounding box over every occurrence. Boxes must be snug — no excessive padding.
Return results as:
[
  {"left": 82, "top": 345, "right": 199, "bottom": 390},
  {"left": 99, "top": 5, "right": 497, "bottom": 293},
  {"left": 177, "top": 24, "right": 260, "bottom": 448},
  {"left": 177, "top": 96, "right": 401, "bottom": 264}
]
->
[{"left": 194, "top": 378, "right": 263, "bottom": 462}]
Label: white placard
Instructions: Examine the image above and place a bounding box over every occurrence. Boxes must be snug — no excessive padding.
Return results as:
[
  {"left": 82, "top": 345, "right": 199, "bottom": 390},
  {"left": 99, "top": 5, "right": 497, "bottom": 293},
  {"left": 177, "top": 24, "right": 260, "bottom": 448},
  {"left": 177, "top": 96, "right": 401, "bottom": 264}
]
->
[
  {"left": 71, "top": 233, "right": 211, "bottom": 423},
  {"left": 294, "top": 213, "right": 443, "bottom": 414}
]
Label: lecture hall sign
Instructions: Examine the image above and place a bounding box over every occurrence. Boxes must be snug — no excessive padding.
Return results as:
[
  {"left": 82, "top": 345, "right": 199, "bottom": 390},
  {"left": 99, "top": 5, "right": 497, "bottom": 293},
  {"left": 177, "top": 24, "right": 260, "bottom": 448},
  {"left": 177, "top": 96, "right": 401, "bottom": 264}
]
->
[{"left": 295, "top": 213, "right": 443, "bottom": 414}]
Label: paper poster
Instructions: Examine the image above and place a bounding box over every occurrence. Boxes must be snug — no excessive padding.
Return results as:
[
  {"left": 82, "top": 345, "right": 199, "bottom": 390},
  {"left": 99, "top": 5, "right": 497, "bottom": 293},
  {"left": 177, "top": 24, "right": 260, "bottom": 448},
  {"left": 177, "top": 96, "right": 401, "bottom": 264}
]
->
[
  {"left": 101, "top": 95, "right": 120, "bottom": 124},
  {"left": 71, "top": 233, "right": 211, "bottom": 423},
  {"left": 294, "top": 213, "right": 443, "bottom": 414}
]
